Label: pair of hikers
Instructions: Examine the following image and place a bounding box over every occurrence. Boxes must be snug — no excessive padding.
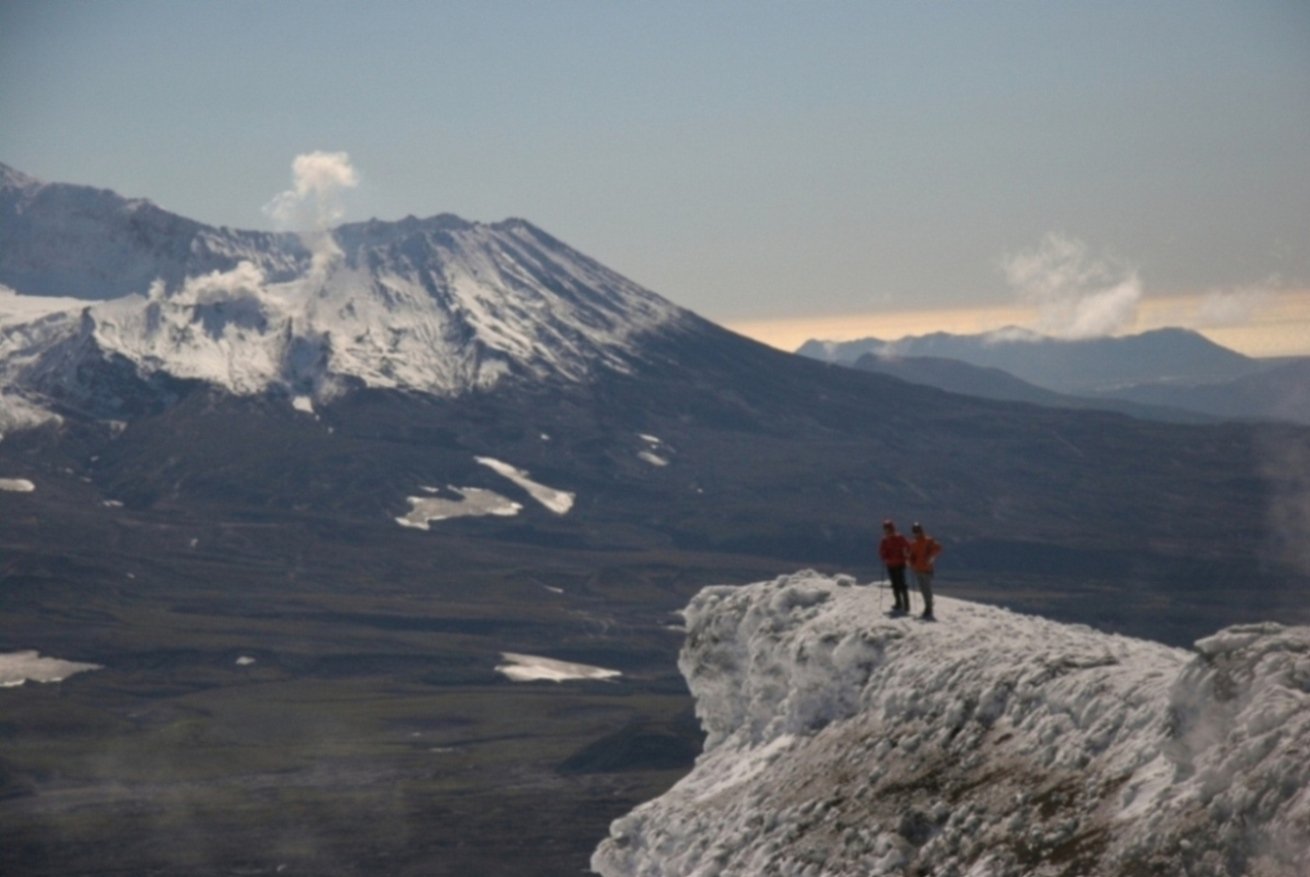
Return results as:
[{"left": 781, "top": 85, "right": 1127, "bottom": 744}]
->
[{"left": 878, "top": 519, "right": 942, "bottom": 620}]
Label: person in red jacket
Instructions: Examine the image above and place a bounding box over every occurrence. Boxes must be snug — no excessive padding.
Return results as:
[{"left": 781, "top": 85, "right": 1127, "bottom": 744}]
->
[
  {"left": 907, "top": 522, "right": 943, "bottom": 620},
  {"left": 879, "top": 519, "right": 911, "bottom": 614}
]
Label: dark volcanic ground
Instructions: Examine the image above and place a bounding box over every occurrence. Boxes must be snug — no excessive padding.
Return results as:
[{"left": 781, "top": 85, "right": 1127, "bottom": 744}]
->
[{"left": 3, "top": 332, "right": 1308, "bottom": 875}]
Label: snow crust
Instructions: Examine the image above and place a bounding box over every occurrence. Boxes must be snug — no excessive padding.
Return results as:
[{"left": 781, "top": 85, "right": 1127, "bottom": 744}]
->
[{"left": 593, "top": 571, "right": 1310, "bottom": 877}]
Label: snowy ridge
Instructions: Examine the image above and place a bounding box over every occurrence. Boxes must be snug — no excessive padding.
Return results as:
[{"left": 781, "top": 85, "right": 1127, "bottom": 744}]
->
[
  {"left": 592, "top": 572, "right": 1310, "bottom": 877},
  {"left": 0, "top": 166, "right": 695, "bottom": 416},
  {"left": 0, "top": 163, "right": 309, "bottom": 301}
]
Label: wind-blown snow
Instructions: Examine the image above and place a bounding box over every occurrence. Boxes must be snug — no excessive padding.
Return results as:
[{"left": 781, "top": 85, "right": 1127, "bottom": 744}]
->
[
  {"left": 592, "top": 571, "right": 1310, "bottom": 877},
  {"left": 0, "top": 478, "right": 36, "bottom": 492}
]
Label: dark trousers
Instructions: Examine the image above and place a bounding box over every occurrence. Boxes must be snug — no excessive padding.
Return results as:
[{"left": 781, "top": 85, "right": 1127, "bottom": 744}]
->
[
  {"left": 913, "top": 569, "right": 934, "bottom": 616},
  {"left": 887, "top": 565, "right": 909, "bottom": 611}
]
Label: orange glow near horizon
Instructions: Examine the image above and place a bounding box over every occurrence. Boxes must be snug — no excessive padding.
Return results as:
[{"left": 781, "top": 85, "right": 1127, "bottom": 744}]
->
[{"left": 723, "top": 290, "right": 1310, "bottom": 359}]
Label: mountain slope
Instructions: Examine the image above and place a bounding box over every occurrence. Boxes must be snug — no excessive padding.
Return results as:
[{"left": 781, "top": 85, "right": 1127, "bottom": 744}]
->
[
  {"left": 0, "top": 162, "right": 309, "bottom": 300},
  {"left": 593, "top": 572, "right": 1310, "bottom": 877},
  {"left": 1104, "top": 358, "right": 1310, "bottom": 424},
  {"left": 3, "top": 164, "right": 1307, "bottom": 635},
  {"left": 3, "top": 165, "right": 1310, "bottom": 875},
  {"left": 850, "top": 352, "right": 1215, "bottom": 423},
  {"left": 1, "top": 166, "right": 697, "bottom": 416}
]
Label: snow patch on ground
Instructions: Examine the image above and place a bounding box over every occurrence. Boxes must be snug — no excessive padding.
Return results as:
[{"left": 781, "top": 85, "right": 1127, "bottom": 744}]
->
[
  {"left": 0, "top": 651, "right": 103, "bottom": 687},
  {"left": 593, "top": 571, "right": 1310, "bottom": 877},
  {"left": 495, "top": 652, "right": 621, "bottom": 683},
  {"left": 395, "top": 487, "right": 522, "bottom": 530},
  {"left": 0, "top": 394, "right": 61, "bottom": 437},
  {"left": 638, "top": 433, "right": 670, "bottom": 466},
  {"left": 476, "top": 456, "right": 574, "bottom": 514}
]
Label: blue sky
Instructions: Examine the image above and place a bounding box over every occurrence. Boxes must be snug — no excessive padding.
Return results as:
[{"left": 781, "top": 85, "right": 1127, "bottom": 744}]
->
[{"left": 2, "top": 1, "right": 1308, "bottom": 353}]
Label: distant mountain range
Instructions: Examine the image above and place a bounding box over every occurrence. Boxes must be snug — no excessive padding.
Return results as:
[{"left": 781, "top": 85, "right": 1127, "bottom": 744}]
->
[
  {"left": 845, "top": 352, "right": 1215, "bottom": 424},
  {"left": 2, "top": 162, "right": 1308, "bottom": 875},
  {"left": 797, "top": 328, "right": 1310, "bottom": 425},
  {"left": 0, "top": 161, "right": 1297, "bottom": 590}
]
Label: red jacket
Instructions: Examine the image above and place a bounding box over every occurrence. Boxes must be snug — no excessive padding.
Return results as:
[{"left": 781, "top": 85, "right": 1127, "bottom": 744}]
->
[
  {"left": 908, "top": 534, "right": 942, "bottom": 573},
  {"left": 879, "top": 533, "right": 909, "bottom": 568}
]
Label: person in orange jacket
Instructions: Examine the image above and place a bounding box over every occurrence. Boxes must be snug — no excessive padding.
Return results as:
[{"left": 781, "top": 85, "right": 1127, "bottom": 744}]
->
[
  {"left": 907, "top": 522, "right": 943, "bottom": 620},
  {"left": 878, "top": 518, "right": 911, "bottom": 614}
]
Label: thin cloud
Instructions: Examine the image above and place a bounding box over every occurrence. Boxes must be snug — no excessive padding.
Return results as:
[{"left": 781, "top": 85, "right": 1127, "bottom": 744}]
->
[{"left": 1194, "top": 284, "right": 1273, "bottom": 328}]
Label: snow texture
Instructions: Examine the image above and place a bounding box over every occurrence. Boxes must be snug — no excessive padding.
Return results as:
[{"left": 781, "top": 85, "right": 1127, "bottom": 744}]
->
[
  {"left": 394, "top": 487, "right": 522, "bottom": 530},
  {"left": 476, "top": 456, "right": 574, "bottom": 515},
  {"left": 495, "top": 652, "right": 622, "bottom": 684},
  {"left": 592, "top": 571, "right": 1310, "bottom": 877},
  {"left": 0, "top": 650, "right": 102, "bottom": 687},
  {"left": 0, "top": 166, "right": 694, "bottom": 421}
]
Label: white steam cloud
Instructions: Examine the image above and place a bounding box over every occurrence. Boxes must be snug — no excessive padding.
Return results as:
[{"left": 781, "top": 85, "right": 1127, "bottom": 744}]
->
[
  {"left": 173, "top": 260, "right": 268, "bottom": 307},
  {"left": 263, "top": 151, "right": 360, "bottom": 281},
  {"left": 263, "top": 150, "right": 359, "bottom": 233},
  {"left": 1002, "top": 234, "right": 1141, "bottom": 339}
]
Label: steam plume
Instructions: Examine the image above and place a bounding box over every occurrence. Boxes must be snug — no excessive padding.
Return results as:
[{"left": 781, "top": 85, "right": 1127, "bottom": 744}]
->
[
  {"left": 1002, "top": 234, "right": 1141, "bottom": 339},
  {"left": 263, "top": 151, "right": 360, "bottom": 279},
  {"left": 263, "top": 151, "right": 359, "bottom": 231}
]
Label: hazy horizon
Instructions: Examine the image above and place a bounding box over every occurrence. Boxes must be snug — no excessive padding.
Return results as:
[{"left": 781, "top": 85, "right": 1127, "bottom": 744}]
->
[{"left": 3, "top": 1, "right": 1308, "bottom": 355}]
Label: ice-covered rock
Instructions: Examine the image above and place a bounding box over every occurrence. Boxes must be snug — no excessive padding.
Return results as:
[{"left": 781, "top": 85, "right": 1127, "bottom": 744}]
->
[{"left": 593, "top": 571, "right": 1310, "bottom": 877}]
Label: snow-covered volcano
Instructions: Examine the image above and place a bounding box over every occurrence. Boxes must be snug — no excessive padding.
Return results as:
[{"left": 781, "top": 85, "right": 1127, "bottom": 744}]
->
[
  {"left": 0, "top": 163, "right": 694, "bottom": 424},
  {"left": 593, "top": 572, "right": 1310, "bottom": 876}
]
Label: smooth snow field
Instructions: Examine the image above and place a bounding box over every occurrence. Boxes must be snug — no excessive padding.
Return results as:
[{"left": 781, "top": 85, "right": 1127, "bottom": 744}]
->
[{"left": 593, "top": 571, "right": 1310, "bottom": 877}]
